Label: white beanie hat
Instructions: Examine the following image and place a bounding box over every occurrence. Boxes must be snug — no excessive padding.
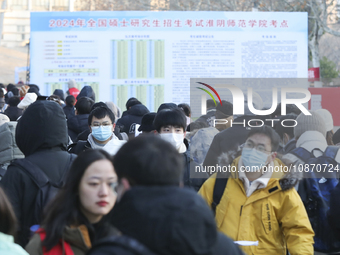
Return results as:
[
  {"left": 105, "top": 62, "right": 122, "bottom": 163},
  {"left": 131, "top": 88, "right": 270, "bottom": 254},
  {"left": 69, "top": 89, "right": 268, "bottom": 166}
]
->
[
  {"left": 294, "top": 111, "right": 327, "bottom": 139},
  {"left": 68, "top": 79, "right": 76, "bottom": 89},
  {"left": 0, "top": 114, "right": 9, "bottom": 126},
  {"left": 315, "top": 109, "right": 333, "bottom": 132},
  {"left": 18, "top": 93, "right": 37, "bottom": 110}
]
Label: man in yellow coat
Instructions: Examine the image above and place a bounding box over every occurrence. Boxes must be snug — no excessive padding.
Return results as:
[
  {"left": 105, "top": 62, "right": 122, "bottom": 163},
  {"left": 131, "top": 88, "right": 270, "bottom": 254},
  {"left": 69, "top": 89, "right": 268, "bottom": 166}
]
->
[{"left": 199, "top": 126, "right": 314, "bottom": 255}]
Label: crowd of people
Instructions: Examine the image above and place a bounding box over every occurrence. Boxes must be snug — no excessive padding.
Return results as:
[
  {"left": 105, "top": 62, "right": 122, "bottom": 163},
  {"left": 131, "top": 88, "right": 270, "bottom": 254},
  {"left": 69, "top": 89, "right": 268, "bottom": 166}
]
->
[{"left": 0, "top": 81, "right": 340, "bottom": 255}]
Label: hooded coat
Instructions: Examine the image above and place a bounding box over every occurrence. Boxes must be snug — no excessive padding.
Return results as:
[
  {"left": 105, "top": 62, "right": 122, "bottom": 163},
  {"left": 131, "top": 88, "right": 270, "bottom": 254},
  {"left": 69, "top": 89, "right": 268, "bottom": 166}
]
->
[
  {"left": 116, "top": 104, "right": 149, "bottom": 134},
  {"left": 76, "top": 86, "right": 95, "bottom": 101},
  {"left": 67, "top": 114, "right": 89, "bottom": 142},
  {"left": 63, "top": 105, "right": 75, "bottom": 120},
  {"left": 0, "top": 121, "right": 24, "bottom": 168},
  {"left": 53, "top": 89, "right": 65, "bottom": 102},
  {"left": 87, "top": 235, "right": 157, "bottom": 255},
  {"left": 199, "top": 154, "right": 314, "bottom": 255},
  {"left": 0, "top": 100, "right": 75, "bottom": 247},
  {"left": 110, "top": 186, "right": 244, "bottom": 255}
]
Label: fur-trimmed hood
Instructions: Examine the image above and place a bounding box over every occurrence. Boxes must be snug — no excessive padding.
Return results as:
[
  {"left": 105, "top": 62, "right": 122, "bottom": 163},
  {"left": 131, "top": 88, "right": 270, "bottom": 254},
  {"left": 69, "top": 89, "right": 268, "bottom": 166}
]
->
[{"left": 217, "top": 148, "right": 302, "bottom": 191}]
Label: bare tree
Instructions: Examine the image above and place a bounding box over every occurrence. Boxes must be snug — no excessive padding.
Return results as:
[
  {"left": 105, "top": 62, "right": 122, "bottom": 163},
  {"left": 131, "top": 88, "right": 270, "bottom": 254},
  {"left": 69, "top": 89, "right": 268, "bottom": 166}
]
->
[
  {"left": 74, "top": 0, "right": 255, "bottom": 11},
  {"left": 256, "top": 0, "right": 340, "bottom": 73}
]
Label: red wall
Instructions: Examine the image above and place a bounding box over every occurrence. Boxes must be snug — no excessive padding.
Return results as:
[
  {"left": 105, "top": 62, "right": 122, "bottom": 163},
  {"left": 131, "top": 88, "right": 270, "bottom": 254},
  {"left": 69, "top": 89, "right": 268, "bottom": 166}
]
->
[{"left": 308, "top": 87, "right": 340, "bottom": 126}]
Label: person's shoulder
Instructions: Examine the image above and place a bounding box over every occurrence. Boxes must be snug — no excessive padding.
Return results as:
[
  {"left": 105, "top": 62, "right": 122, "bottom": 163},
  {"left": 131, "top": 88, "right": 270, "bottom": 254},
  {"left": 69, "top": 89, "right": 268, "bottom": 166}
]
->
[
  {"left": 0, "top": 233, "right": 29, "bottom": 255},
  {"left": 67, "top": 140, "right": 89, "bottom": 154},
  {"left": 25, "top": 233, "right": 42, "bottom": 255},
  {"left": 198, "top": 173, "right": 217, "bottom": 198},
  {"left": 211, "top": 232, "right": 244, "bottom": 255},
  {"left": 87, "top": 235, "right": 157, "bottom": 255},
  {"left": 3, "top": 159, "right": 31, "bottom": 177}
]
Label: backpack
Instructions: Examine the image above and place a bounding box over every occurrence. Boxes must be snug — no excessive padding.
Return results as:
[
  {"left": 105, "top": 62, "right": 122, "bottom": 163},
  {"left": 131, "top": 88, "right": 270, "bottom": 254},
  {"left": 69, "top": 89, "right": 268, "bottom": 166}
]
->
[
  {"left": 211, "top": 173, "right": 229, "bottom": 215},
  {"left": 290, "top": 146, "right": 340, "bottom": 252},
  {"left": 11, "top": 154, "right": 76, "bottom": 225}
]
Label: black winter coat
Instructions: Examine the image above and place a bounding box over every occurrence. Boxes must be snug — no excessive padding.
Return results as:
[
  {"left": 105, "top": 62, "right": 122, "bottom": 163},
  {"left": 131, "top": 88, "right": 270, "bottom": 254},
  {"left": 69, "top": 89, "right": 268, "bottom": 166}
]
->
[
  {"left": 77, "top": 86, "right": 95, "bottom": 101},
  {"left": 109, "top": 186, "right": 244, "bottom": 255},
  {"left": 116, "top": 104, "right": 149, "bottom": 134},
  {"left": 329, "top": 182, "right": 340, "bottom": 239},
  {"left": 87, "top": 235, "right": 157, "bottom": 255},
  {"left": 0, "top": 100, "right": 74, "bottom": 248},
  {"left": 4, "top": 106, "right": 23, "bottom": 121},
  {"left": 63, "top": 105, "right": 75, "bottom": 120},
  {"left": 67, "top": 114, "right": 89, "bottom": 142}
]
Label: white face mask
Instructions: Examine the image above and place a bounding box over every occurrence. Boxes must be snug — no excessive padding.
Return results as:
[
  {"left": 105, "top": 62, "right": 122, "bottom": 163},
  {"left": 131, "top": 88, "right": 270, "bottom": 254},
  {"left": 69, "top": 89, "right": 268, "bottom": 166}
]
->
[
  {"left": 186, "top": 116, "right": 191, "bottom": 126},
  {"left": 160, "top": 133, "right": 184, "bottom": 150}
]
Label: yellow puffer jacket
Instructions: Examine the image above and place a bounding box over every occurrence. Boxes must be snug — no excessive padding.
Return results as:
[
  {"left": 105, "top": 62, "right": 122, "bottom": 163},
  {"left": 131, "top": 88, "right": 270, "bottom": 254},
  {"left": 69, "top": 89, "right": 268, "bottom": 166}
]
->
[{"left": 199, "top": 156, "right": 314, "bottom": 255}]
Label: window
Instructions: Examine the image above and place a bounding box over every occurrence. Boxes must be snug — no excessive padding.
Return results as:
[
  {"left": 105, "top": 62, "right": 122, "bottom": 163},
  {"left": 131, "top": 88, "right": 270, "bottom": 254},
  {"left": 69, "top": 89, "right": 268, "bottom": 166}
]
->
[{"left": 17, "top": 25, "right": 25, "bottom": 32}]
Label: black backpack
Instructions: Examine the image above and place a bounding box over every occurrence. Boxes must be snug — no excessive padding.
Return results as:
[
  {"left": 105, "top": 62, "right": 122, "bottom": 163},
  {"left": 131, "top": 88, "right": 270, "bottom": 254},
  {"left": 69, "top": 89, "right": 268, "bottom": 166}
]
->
[
  {"left": 87, "top": 235, "right": 158, "bottom": 255},
  {"left": 211, "top": 173, "right": 229, "bottom": 215},
  {"left": 290, "top": 146, "right": 340, "bottom": 252},
  {"left": 11, "top": 154, "right": 76, "bottom": 224}
]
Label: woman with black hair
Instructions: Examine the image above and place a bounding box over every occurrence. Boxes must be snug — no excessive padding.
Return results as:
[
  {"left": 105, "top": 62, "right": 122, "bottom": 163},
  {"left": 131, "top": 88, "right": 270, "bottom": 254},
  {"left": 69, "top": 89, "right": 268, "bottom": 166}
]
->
[
  {"left": 0, "top": 187, "right": 28, "bottom": 254},
  {"left": 25, "top": 149, "right": 120, "bottom": 255}
]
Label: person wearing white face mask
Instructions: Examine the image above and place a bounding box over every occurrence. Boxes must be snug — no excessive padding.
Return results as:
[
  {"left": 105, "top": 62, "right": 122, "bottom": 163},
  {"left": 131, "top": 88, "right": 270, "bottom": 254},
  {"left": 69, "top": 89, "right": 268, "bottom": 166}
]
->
[
  {"left": 199, "top": 126, "right": 314, "bottom": 255},
  {"left": 153, "top": 108, "right": 208, "bottom": 191},
  {"left": 68, "top": 107, "right": 126, "bottom": 155}
]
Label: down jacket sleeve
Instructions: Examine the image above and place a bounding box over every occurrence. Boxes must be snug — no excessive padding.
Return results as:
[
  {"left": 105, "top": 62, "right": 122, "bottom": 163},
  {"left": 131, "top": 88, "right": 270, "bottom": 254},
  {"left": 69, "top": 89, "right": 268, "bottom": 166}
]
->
[
  {"left": 277, "top": 188, "right": 314, "bottom": 255},
  {"left": 198, "top": 174, "right": 217, "bottom": 208}
]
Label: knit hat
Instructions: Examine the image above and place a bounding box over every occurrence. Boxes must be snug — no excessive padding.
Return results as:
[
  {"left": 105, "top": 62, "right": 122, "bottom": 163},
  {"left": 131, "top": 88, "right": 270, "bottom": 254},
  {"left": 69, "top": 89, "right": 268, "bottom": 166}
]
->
[
  {"left": 68, "top": 79, "right": 76, "bottom": 89},
  {"left": 18, "top": 93, "right": 38, "bottom": 110},
  {"left": 315, "top": 109, "right": 333, "bottom": 132},
  {"left": 294, "top": 111, "right": 327, "bottom": 139},
  {"left": 53, "top": 89, "right": 65, "bottom": 101},
  {"left": 28, "top": 84, "right": 40, "bottom": 96},
  {"left": 19, "top": 85, "right": 30, "bottom": 98},
  {"left": 105, "top": 101, "right": 120, "bottom": 119},
  {"left": 215, "top": 100, "right": 233, "bottom": 119},
  {"left": 138, "top": 112, "right": 156, "bottom": 132},
  {"left": 0, "top": 114, "right": 9, "bottom": 126},
  {"left": 126, "top": 98, "right": 141, "bottom": 110},
  {"left": 157, "top": 103, "right": 177, "bottom": 113}
]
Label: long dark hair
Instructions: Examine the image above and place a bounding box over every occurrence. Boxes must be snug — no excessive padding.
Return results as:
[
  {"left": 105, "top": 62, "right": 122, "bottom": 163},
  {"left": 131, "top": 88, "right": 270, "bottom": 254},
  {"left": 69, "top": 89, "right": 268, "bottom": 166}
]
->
[
  {"left": 42, "top": 149, "right": 113, "bottom": 251},
  {"left": 0, "top": 187, "right": 17, "bottom": 236}
]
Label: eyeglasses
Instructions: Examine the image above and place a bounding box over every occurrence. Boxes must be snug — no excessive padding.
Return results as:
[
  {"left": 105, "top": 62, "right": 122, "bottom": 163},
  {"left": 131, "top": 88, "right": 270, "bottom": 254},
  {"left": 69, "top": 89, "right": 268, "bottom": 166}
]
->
[
  {"left": 91, "top": 122, "right": 112, "bottom": 127},
  {"left": 242, "top": 141, "right": 272, "bottom": 154}
]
